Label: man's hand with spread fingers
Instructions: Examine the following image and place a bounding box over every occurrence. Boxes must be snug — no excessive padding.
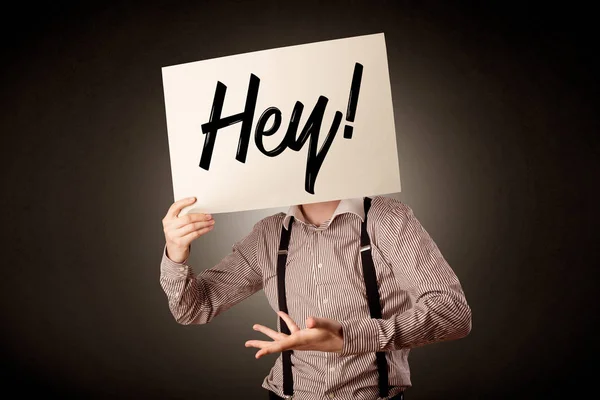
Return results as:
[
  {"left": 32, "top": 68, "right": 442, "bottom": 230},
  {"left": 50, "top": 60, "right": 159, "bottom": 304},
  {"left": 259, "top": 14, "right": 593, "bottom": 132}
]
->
[{"left": 245, "top": 311, "right": 344, "bottom": 359}]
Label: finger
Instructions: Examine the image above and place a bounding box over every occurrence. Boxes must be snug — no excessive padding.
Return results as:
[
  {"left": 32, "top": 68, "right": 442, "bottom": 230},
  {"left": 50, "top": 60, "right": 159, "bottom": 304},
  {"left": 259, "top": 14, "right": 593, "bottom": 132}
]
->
[
  {"left": 253, "top": 324, "right": 286, "bottom": 341},
  {"left": 256, "top": 347, "right": 277, "bottom": 359},
  {"left": 256, "top": 336, "right": 298, "bottom": 359},
  {"left": 277, "top": 311, "right": 300, "bottom": 333},
  {"left": 256, "top": 344, "right": 283, "bottom": 358},
  {"left": 169, "top": 213, "right": 213, "bottom": 230},
  {"left": 175, "top": 220, "right": 216, "bottom": 236},
  {"left": 178, "top": 225, "right": 214, "bottom": 243},
  {"left": 245, "top": 340, "right": 273, "bottom": 349},
  {"left": 166, "top": 197, "right": 197, "bottom": 219},
  {"left": 306, "top": 316, "right": 334, "bottom": 331}
]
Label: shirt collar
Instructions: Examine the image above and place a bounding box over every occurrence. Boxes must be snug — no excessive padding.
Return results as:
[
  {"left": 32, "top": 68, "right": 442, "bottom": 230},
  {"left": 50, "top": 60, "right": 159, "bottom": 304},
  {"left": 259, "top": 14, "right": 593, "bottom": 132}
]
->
[{"left": 282, "top": 197, "right": 365, "bottom": 230}]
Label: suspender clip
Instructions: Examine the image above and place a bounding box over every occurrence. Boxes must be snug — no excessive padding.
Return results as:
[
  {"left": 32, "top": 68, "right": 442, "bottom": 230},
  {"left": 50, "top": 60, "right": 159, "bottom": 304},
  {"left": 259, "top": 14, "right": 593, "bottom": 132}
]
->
[
  {"left": 278, "top": 249, "right": 288, "bottom": 255},
  {"left": 360, "top": 244, "right": 371, "bottom": 252}
]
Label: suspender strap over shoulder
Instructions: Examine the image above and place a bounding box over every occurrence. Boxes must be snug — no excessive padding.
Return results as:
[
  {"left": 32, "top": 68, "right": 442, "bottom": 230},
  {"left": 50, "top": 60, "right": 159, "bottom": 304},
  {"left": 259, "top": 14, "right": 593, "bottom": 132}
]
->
[
  {"left": 276, "top": 198, "right": 389, "bottom": 399},
  {"left": 361, "top": 197, "right": 390, "bottom": 398},
  {"left": 277, "top": 216, "right": 294, "bottom": 397}
]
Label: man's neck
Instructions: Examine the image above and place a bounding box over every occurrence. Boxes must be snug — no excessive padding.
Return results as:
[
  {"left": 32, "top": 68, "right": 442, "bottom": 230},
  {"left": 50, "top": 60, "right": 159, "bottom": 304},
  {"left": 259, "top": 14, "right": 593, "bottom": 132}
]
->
[{"left": 300, "top": 200, "right": 341, "bottom": 226}]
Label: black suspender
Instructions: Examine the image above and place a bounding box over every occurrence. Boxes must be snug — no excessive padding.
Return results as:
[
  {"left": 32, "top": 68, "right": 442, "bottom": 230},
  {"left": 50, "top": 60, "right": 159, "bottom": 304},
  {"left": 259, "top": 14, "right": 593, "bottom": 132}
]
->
[
  {"left": 277, "top": 215, "right": 295, "bottom": 397},
  {"left": 276, "top": 197, "right": 389, "bottom": 399},
  {"left": 360, "top": 197, "right": 390, "bottom": 398}
]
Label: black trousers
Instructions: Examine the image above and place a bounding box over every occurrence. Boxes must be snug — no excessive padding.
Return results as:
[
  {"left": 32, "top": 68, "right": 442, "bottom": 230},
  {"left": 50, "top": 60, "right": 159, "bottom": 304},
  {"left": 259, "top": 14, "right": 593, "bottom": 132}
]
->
[{"left": 267, "top": 389, "right": 404, "bottom": 399}]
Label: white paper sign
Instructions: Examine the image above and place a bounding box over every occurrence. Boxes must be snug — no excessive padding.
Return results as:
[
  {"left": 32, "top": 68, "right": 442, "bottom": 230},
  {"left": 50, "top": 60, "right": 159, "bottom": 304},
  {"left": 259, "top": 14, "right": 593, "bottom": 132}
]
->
[{"left": 162, "top": 33, "right": 401, "bottom": 214}]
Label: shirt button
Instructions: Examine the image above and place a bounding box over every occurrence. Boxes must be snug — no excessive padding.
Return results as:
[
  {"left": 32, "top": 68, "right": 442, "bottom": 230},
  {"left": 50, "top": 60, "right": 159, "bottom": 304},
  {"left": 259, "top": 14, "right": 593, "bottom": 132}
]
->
[
  {"left": 178, "top": 267, "right": 185, "bottom": 272},
  {"left": 317, "top": 263, "right": 323, "bottom": 269},
  {"left": 329, "top": 367, "right": 335, "bottom": 372},
  {"left": 174, "top": 292, "right": 180, "bottom": 297},
  {"left": 323, "top": 298, "right": 328, "bottom": 304},
  {"left": 328, "top": 393, "right": 335, "bottom": 399}
]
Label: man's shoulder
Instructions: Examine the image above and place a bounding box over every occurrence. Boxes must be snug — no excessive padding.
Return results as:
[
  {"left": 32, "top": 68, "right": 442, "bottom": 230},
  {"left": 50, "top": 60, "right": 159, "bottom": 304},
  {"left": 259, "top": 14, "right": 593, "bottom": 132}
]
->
[
  {"left": 370, "top": 195, "right": 412, "bottom": 219},
  {"left": 251, "top": 211, "right": 287, "bottom": 235},
  {"left": 233, "top": 212, "right": 285, "bottom": 248}
]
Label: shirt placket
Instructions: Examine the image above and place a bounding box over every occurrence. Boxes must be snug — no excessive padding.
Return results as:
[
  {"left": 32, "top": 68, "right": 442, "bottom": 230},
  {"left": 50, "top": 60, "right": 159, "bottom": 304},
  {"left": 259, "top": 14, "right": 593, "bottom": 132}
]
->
[{"left": 311, "top": 227, "right": 339, "bottom": 399}]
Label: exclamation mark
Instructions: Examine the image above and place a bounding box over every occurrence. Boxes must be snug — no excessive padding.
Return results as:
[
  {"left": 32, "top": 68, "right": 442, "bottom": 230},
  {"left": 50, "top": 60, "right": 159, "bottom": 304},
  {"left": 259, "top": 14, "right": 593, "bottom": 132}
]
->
[{"left": 344, "top": 62, "right": 364, "bottom": 139}]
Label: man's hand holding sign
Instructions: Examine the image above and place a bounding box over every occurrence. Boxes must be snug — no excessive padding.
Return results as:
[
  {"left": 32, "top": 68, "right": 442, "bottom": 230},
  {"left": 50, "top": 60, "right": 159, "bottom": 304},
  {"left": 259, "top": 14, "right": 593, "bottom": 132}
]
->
[{"left": 162, "top": 196, "right": 212, "bottom": 263}]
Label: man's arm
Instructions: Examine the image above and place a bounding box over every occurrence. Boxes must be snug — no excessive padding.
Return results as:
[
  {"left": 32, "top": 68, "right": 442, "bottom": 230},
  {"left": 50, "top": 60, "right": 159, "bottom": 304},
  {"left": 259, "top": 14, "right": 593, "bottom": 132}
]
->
[
  {"left": 339, "top": 202, "right": 472, "bottom": 355},
  {"left": 160, "top": 220, "right": 264, "bottom": 325}
]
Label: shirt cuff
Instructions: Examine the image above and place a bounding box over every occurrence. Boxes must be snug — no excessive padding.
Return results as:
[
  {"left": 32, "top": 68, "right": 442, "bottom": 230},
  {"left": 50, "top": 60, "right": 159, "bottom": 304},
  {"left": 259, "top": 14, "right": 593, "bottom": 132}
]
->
[
  {"left": 161, "top": 244, "right": 191, "bottom": 279},
  {"left": 338, "top": 318, "right": 381, "bottom": 356}
]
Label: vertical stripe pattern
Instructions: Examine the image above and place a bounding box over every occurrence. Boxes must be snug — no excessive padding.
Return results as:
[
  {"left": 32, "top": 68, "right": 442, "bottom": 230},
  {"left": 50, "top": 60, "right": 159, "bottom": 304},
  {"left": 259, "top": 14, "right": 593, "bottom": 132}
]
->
[{"left": 159, "top": 196, "right": 471, "bottom": 399}]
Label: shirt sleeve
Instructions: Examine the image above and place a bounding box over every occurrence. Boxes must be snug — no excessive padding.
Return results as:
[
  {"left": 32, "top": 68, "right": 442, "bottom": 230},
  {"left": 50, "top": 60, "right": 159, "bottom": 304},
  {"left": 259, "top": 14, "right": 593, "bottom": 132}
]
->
[
  {"left": 159, "top": 220, "right": 264, "bottom": 325},
  {"left": 339, "top": 203, "right": 472, "bottom": 355}
]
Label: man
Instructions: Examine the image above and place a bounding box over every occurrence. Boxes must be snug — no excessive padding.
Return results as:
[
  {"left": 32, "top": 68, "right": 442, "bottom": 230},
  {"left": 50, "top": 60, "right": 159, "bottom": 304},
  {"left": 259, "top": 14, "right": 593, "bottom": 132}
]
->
[{"left": 160, "top": 195, "right": 471, "bottom": 399}]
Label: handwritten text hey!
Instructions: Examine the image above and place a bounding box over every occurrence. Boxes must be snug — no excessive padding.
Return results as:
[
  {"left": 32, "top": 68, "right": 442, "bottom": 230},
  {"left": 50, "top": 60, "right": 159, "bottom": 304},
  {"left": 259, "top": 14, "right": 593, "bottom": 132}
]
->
[{"left": 199, "top": 63, "right": 364, "bottom": 194}]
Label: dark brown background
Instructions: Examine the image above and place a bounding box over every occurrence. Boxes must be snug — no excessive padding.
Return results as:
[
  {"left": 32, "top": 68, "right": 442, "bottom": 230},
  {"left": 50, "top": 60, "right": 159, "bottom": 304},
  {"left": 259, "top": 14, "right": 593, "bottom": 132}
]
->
[{"left": 1, "top": 1, "right": 597, "bottom": 399}]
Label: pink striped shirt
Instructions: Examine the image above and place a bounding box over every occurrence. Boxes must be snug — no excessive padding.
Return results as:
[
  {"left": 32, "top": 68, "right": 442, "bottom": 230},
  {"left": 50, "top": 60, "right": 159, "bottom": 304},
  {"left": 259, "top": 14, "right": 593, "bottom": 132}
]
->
[{"left": 160, "top": 196, "right": 471, "bottom": 399}]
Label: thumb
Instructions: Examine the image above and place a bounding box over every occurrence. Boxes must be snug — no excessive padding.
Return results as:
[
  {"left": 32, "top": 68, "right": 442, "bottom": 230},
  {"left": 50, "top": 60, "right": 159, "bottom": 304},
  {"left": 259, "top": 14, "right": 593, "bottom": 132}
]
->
[{"left": 306, "top": 316, "right": 334, "bottom": 330}]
